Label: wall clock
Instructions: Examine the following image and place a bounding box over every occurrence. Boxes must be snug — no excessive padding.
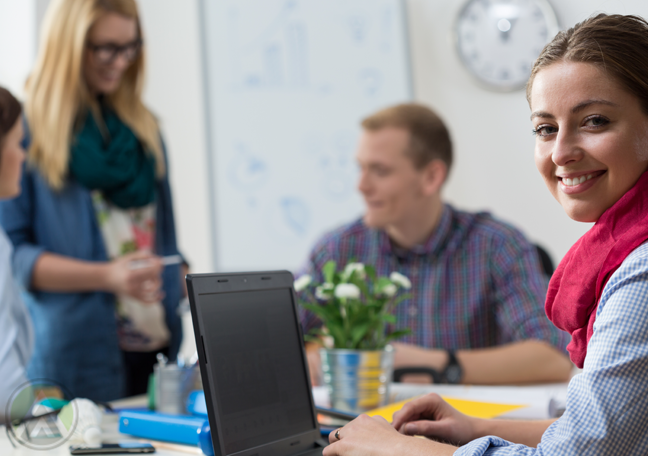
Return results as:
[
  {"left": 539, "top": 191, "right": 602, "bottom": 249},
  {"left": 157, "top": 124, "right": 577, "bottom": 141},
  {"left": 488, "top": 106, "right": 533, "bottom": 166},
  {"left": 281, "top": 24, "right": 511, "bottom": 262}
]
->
[{"left": 455, "top": 0, "right": 559, "bottom": 91}]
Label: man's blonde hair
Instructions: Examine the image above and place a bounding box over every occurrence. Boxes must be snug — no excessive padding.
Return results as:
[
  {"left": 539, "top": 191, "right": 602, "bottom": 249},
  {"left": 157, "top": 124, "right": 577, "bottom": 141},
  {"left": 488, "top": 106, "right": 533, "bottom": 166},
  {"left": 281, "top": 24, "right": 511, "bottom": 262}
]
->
[
  {"left": 361, "top": 103, "right": 453, "bottom": 171},
  {"left": 25, "top": 0, "right": 164, "bottom": 190}
]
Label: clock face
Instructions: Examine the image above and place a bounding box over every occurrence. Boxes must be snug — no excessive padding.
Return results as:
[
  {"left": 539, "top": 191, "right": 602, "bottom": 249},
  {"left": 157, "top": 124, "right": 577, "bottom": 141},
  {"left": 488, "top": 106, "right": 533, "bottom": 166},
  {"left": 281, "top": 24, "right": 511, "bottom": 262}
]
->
[{"left": 455, "top": 0, "right": 559, "bottom": 91}]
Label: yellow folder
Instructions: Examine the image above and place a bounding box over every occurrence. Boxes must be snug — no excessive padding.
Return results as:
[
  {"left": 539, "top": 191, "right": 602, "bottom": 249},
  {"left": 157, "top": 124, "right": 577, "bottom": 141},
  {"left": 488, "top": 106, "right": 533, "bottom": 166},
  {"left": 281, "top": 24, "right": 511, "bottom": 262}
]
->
[{"left": 366, "top": 396, "right": 526, "bottom": 421}]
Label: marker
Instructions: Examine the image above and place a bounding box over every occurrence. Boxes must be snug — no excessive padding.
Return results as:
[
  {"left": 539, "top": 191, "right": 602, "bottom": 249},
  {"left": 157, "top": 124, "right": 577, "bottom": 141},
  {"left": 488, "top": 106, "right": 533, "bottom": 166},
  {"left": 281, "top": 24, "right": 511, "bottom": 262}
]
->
[{"left": 129, "top": 254, "right": 183, "bottom": 270}]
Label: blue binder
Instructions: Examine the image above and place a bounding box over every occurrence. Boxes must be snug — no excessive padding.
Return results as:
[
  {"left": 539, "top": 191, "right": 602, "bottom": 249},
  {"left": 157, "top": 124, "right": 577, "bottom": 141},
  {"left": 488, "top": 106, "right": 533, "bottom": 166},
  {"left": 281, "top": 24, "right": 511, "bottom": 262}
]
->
[
  {"left": 118, "top": 410, "right": 206, "bottom": 446},
  {"left": 186, "top": 390, "right": 208, "bottom": 417}
]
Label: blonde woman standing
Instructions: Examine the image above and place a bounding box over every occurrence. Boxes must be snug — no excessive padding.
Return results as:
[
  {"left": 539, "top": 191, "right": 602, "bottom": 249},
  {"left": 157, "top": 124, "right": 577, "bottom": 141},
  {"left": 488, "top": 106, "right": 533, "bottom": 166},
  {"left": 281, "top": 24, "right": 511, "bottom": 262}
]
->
[{"left": 0, "top": 0, "right": 184, "bottom": 401}]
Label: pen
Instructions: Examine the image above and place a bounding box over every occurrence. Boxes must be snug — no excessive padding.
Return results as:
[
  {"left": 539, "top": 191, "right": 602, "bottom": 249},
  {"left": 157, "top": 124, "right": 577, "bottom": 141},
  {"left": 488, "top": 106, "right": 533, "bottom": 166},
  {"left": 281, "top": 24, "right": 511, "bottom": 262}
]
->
[{"left": 129, "top": 254, "right": 183, "bottom": 270}]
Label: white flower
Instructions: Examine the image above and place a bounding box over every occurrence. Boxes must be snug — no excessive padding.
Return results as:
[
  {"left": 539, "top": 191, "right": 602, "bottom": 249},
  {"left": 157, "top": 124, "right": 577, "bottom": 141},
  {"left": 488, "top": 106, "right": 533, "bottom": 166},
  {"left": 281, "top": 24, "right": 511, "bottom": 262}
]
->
[
  {"left": 315, "top": 283, "right": 334, "bottom": 300},
  {"left": 334, "top": 283, "right": 361, "bottom": 300},
  {"left": 343, "top": 262, "right": 366, "bottom": 280},
  {"left": 382, "top": 283, "right": 397, "bottom": 297},
  {"left": 390, "top": 272, "right": 412, "bottom": 289},
  {"left": 294, "top": 275, "right": 312, "bottom": 292}
]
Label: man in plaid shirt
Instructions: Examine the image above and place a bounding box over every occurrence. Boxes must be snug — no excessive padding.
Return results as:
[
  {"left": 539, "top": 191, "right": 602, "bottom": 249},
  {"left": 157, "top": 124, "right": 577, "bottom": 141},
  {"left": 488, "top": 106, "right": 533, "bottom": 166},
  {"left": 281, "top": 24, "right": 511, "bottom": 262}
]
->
[{"left": 299, "top": 103, "right": 570, "bottom": 385}]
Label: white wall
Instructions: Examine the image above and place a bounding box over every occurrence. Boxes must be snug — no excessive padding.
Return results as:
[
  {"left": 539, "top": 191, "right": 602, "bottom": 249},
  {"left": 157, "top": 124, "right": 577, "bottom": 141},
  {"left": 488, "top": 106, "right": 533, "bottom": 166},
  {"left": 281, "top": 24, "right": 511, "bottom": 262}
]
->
[
  {"left": 0, "top": 0, "right": 37, "bottom": 99},
  {"left": 138, "top": 0, "right": 212, "bottom": 275}
]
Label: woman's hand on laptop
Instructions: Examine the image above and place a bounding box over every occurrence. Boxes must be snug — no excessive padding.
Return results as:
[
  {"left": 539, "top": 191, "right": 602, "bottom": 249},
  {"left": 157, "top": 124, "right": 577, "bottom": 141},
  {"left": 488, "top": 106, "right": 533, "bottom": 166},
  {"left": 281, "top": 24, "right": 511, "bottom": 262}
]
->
[
  {"left": 392, "top": 393, "right": 478, "bottom": 445},
  {"left": 324, "top": 414, "right": 456, "bottom": 456}
]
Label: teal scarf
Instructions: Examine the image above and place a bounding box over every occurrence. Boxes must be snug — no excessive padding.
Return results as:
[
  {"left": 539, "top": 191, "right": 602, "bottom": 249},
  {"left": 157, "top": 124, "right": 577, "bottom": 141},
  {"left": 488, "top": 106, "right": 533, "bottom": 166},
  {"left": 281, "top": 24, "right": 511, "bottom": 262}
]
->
[{"left": 70, "top": 104, "right": 156, "bottom": 209}]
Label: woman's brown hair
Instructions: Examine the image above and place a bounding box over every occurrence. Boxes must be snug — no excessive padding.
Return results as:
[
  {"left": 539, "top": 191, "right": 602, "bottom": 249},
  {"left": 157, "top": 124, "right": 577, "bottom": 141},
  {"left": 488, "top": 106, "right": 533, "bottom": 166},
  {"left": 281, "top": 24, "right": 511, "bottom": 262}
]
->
[
  {"left": 0, "top": 87, "right": 22, "bottom": 150},
  {"left": 527, "top": 14, "right": 648, "bottom": 115}
]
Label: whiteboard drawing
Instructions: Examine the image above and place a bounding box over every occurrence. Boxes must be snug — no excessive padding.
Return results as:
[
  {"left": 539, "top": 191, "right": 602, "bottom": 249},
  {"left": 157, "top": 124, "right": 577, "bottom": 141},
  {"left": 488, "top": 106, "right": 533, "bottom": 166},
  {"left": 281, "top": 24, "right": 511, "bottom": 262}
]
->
[
  {"left": 267, "top": 196, "right": 311, "bottom": 242},
  {"left": 303, "top": 130, "right": 358, "bottom": 201},
  {"left": 281, "top": 197, "right": 310, "bottom": 235},
  {"left": 227, "top": 144, "right": 269, "bottom": 192},
  {"left": 358, "top": 68, "right": 383, "bottom": 96},
  {"left": 379, "top": 5, "right": 395, "bottom": 52},
  {"left": 347, "top": 13, "right": 370, "bottom": 44},
  {"left": 227, "top": 1, "right": 309, "bottom": 90}
]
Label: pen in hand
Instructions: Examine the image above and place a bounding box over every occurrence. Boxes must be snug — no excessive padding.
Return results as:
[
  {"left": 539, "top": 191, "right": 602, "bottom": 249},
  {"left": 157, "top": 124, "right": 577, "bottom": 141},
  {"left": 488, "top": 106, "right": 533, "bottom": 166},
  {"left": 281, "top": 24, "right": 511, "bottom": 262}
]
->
[{"left": 129, "top": 254, "right": 183, "bottom": 270}]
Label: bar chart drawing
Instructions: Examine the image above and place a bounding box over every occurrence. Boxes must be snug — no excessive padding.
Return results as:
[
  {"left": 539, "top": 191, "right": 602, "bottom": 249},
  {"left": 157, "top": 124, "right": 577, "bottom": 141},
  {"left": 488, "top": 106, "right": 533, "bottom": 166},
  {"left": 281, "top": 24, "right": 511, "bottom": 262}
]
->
[{"left": 227, "top": 1, "right": 309, "bottom": 90}]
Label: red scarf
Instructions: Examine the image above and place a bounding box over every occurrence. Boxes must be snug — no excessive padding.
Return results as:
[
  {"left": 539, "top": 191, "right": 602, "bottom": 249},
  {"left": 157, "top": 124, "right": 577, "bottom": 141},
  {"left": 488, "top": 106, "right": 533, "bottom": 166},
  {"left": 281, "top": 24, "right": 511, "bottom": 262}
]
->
[{"left": 545, "top": 171, "right": 648, "bottom": 368}]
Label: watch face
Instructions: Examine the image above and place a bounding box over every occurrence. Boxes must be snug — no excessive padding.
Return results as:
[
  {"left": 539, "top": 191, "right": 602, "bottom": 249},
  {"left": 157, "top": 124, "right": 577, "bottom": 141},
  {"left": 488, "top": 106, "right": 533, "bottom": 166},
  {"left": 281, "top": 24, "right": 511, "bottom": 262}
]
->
[
  {"left": 445, "top": 365, "right": 462, "bottom": 384},
  {"left": 455, "top": 0, "right": 559, "bottom": 91}
]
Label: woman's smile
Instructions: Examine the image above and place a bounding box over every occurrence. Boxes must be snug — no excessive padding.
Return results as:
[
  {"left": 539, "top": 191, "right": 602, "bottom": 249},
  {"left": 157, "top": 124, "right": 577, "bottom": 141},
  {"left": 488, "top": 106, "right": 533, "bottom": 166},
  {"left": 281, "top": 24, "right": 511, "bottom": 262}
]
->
[
  {"left": 557, "top": 170, "right": 606, "bottom": 194},
  {"left": 531, "top": 61, "right": 648, "bottom": 222}
]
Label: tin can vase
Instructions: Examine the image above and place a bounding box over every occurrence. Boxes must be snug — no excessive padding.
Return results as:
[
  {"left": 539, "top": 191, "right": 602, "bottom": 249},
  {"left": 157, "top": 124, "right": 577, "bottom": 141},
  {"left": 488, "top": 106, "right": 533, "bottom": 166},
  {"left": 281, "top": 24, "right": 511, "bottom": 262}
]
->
[{"left": 320, "top": 345, "right": 394, "bottom": 413}]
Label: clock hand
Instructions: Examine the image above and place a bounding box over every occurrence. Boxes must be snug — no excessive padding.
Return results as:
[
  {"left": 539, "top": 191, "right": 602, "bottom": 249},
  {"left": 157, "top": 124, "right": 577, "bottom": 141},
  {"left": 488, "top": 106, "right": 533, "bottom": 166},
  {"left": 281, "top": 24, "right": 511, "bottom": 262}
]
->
[{"left": 497, "top": 17, "right": 518, "bottom": 42}]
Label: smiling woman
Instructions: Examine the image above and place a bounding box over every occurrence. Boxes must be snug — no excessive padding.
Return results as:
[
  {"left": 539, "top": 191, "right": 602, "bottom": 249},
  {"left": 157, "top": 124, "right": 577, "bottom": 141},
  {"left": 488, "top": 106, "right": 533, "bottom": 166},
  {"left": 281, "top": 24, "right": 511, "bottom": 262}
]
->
[
  {"left": 322, "top": 13, "right": 648, "bottom": 456},
  {"left": 530, "top": 63, "right": 648, "bottom": 223}
]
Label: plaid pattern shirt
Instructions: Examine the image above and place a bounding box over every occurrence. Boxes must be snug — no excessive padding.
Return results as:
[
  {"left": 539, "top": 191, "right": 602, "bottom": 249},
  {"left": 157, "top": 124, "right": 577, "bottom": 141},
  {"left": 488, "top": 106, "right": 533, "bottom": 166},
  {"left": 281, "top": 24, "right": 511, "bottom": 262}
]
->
[
  {"left": 457, "top": 242, "right": 648, "bottom": 455},
  {"left": 297, "top": 204, "right": 569, "bottom": 352}
]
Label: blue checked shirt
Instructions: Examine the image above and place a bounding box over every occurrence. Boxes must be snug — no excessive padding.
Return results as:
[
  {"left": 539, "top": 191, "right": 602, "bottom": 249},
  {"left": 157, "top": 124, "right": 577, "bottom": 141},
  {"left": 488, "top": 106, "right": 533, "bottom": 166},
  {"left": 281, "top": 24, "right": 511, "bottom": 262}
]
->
[
  {"left": 297, "top": 205, "right": 569, "bottom": 353},
  {"left": 456, "top": 242, "right": 648, "bottom": 455}
]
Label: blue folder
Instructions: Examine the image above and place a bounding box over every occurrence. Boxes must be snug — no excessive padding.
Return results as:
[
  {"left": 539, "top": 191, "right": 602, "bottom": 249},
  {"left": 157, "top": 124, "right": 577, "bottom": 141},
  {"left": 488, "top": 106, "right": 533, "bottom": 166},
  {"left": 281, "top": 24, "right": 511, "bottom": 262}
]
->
[{"left": 118, "top": 410, "right": 206, "bottom": 446}]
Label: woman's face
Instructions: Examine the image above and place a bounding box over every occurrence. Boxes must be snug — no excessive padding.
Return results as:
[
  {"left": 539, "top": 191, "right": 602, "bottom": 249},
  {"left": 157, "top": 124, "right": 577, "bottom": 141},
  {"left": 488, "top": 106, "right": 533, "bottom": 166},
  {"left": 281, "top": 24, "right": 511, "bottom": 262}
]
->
[
  {"left": 0, "top": 119, "right": 25, "bottom": 199},
  {"left": 531, "top": 61, "right": 648, "bottom": 222},
  {"left": 83, "top": 12, "right": 139, "bottom": 95}
]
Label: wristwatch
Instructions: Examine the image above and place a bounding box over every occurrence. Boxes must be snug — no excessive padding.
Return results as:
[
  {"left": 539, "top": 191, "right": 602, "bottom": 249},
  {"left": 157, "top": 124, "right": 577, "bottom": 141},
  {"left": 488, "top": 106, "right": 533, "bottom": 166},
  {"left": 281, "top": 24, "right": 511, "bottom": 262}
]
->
[{"left": 441, "top": 350, "right": 463, "bottom": 384}]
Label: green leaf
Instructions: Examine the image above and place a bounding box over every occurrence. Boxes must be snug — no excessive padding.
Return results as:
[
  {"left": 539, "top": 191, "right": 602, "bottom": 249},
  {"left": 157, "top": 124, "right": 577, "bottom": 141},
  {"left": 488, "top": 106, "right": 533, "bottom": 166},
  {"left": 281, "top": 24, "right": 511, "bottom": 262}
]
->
[
  {"left": 391, "top": 293, "right": 412, "bottom": 307},
  {"left": 384, "top": 329, "right": 412, "bottom": 344},
  {"left": 382, "top": 314, "right": 396, "bottom": 324},
  {"left": 375, "top": 277, "right": 392, "bottom": 292},
  {"left": 365, "top": 265, "right": 377, "bottom": 281},
  {"left": 350, "top": 276, "right": 369, "bottom": 297},
  {"left": 301, "top": 303, "right": 342, "bottom": 330},
  {"left": 323, "top": 260, "right": 337, "bottom": 284},
  {"left": 327, "top": 324, "right": 347, "bottom": 349},
  {"left": 303, "top": 334, "right": 324, "bottom": 346},
  {"left": 350, "top": 322, "right": 371, "bottom": 348}
]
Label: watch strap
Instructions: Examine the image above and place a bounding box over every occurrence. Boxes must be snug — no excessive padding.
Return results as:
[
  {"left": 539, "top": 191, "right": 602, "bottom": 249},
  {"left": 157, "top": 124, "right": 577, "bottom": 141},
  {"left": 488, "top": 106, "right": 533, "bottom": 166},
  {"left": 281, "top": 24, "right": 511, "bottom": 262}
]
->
[{"left": 441, "top": 350, "right": 463, "bottom": 384}]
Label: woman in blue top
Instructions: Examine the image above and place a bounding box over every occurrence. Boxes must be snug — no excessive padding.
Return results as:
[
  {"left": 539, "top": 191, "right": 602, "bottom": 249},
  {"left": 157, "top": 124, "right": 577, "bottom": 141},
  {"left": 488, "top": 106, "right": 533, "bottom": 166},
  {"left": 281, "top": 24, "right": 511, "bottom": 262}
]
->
[
  {"left": 0, "top": 87, "right": 33, "bottom": 425},
  {"left": 0, "top": 0, "right": 184, "bottom": 401},
  {"left": 323, "top": 14, "right": 648, "bottom": 456}
]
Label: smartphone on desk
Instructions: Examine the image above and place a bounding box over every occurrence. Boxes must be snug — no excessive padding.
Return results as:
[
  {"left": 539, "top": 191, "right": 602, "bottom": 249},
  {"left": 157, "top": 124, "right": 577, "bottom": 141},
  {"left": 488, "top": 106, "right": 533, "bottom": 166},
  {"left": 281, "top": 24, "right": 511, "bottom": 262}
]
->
[{"left": 69, "top": 442, "right": 155, "bottom": 454}]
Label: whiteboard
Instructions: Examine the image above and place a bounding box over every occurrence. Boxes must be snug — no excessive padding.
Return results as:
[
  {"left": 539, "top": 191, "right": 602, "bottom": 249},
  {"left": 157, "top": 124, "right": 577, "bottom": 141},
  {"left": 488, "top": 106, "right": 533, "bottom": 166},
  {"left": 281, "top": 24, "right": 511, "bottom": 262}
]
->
[{"left": 200, "top": 0, "right": 412, "bottom": 271}]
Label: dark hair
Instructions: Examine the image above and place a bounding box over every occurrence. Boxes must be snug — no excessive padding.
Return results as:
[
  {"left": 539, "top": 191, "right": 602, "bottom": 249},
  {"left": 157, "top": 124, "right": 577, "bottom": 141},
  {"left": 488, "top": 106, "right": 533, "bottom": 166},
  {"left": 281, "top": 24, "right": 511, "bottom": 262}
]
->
[
  {"left": 361, "top": 103, "right": 453, "bottom": 172},
  {"left": 0, "top": 86, "right": 22, "bottom": 150},
  {"left": 527, "top": 14, "right": 648, "bottom": 115}
]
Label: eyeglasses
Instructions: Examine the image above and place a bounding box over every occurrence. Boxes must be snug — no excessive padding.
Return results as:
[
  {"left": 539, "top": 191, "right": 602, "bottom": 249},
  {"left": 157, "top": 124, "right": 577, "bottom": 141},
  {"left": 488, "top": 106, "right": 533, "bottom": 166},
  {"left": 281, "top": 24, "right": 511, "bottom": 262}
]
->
[{"left": 87, "top": 39, "right": 142, "bottom": 64}]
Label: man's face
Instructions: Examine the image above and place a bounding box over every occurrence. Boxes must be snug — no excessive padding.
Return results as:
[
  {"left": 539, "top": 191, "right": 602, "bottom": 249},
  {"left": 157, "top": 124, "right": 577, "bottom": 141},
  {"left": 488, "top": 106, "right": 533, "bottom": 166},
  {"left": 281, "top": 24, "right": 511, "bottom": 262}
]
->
[{"left": 356, "top": 127, "right": 432, "bottom": 229}]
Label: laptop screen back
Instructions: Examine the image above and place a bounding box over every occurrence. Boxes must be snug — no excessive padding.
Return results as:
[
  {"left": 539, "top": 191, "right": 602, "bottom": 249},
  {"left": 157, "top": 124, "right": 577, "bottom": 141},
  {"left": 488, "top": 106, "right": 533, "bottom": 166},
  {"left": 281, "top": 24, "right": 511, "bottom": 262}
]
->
[{"left": 197, "top": 286, "right": 316, "bottom": 455}]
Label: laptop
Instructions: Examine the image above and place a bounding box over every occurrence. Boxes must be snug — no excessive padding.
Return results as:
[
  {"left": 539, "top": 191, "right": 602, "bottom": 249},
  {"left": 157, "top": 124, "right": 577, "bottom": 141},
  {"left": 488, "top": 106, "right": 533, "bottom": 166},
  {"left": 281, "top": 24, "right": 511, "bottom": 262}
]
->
[{"left": 186, "top": 270, "right": 327, "bottom": 456}]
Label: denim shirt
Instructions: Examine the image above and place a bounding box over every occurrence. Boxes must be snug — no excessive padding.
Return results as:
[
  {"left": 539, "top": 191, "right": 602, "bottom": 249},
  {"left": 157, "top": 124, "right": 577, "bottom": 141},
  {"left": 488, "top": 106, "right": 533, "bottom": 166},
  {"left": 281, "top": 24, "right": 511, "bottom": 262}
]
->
[{"left": 0, "top": 127, "right": 183, "bottom": 401}]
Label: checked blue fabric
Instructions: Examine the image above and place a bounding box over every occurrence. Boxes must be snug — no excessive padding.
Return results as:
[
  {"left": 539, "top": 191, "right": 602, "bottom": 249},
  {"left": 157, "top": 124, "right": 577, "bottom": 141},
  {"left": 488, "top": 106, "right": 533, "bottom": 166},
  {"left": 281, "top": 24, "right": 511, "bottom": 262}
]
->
[
  {"left": 297, "top": 204, "right": 569, "bottom": 353},
  {"left": 456, "top": 242, "right": 648, "bottom": 455}
]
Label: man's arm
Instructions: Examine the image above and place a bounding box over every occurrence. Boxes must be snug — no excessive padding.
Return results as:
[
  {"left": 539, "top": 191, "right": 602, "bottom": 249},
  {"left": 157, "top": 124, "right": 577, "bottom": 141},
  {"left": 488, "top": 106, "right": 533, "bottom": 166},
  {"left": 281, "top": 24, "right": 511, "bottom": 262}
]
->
[{"left": 393, "top": 339, "right": 572, "bottom": 384}]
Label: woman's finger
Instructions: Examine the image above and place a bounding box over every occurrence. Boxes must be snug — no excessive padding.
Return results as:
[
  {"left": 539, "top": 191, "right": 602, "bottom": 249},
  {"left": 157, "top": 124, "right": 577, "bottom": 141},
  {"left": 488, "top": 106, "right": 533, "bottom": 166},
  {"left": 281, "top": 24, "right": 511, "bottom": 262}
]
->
[{"left": 391, "top": 393, "right": 444, "bottom": 429}]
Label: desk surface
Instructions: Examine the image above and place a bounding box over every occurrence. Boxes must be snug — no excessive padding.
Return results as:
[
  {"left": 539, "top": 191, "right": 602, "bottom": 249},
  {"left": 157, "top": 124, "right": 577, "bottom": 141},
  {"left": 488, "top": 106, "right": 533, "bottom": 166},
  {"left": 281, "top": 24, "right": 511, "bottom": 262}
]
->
[
  {"left": 0, "top": 383, "right": 569, "bottom": 455},
  {"left": 0, "top": 396, "right": 201, "bottom": 456}
]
